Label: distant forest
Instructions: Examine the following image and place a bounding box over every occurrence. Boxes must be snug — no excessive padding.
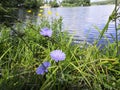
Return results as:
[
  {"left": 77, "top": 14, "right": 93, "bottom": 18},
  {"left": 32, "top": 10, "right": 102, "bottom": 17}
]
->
[
  {"left": 61, "top": 0, "right": 90, "bottom": 7},
  {"left": 91, "top": 0, "right": 120, "bottom": 5}
]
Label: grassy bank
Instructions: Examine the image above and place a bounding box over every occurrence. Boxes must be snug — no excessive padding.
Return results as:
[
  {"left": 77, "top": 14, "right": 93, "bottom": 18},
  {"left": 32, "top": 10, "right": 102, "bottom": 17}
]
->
[{"left": 0, "top": 14, "right": 120, "bottom": 90}]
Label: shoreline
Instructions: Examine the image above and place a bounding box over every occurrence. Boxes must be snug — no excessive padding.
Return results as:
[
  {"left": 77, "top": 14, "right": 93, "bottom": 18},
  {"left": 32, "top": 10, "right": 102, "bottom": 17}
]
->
[{"left": 40, "top": 4, "right": 51, "bottom": 8}]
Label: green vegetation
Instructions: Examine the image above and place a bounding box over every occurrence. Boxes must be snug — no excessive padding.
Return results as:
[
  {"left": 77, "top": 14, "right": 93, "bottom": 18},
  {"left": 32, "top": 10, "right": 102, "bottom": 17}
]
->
[
  {"left": 0, "top": 4, "right": 17, "bottom": 26},
  {"left": 0, "top": 4, "right": 120, "bottom": 88},
  {"left": 0, "top": 0, "right": 20, "bottom": 7},
  {"left": 24, "top": 0, "right": 44, "bottom": 8},
  {"left": 49, "top": 0, "right": 59, "bottom": 7},
  {"left": 0, "top": 0, "right": 43, "bottom": 26},
  {"left": 91, "top": 0, "right": 120, "bottom": 5},
  {"left": 61, "top": 0, "right": 90, "bottom": 7},
  {"left": 0, "top": 0, "right": 120, "bottom": 89},
  {"left": 0, "top": 0, "right": 44, "bottom": 8}
]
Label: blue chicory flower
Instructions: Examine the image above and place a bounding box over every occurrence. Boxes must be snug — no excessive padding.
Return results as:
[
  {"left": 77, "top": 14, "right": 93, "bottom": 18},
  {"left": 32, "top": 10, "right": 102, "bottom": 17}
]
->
[
  {"left": 40, "top": 27, "right": 52, "bottom": 37},
  {"left": 36, "top": 61, "right": 51, "bottom": 75},
  {"left": 50, "top": 50, "right": 66, "bottom": 62}
]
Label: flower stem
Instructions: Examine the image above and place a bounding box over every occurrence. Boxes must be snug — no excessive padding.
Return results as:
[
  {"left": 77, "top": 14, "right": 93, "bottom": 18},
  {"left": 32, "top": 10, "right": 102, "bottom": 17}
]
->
[{"left": 115, "top": 0, "right": 119, "bottom": 56}]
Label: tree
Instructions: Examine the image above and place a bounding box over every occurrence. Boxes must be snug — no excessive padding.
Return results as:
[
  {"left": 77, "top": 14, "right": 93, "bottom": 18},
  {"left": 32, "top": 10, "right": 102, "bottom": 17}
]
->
[
  {"left": 49, "top": 0, "right": 59, "bottom": 7},
  {"left": 24, "top": 0, "right": 44, "bottom": 8},
  {"left": 0, "top": 0, "right": 18, "bottom": 7},
  {"left": 62, "top": 0, "right": 90, "bottom": 6}
]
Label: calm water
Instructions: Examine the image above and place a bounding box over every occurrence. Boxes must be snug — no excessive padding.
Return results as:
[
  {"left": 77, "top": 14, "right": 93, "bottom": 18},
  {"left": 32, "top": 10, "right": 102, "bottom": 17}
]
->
[{"left": 18, "top": 5, "right": 120, "bottom": 44}]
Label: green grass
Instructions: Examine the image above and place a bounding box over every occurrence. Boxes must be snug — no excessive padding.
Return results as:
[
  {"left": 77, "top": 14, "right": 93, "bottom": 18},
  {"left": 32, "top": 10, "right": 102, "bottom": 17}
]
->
[{"left": 0, "top": 17, "right": 120, "bottom": 90}]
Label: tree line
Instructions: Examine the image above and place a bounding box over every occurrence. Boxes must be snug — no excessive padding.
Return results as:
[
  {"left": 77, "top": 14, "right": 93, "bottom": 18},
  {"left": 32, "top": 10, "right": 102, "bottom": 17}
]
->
[
  {"left": 0, "top": 0, "right": 91, "bottom": 8},
  {"left": 91, "top": 0, "right": 120, "bottom": 5},
  {"left": 0, "top": 0, "right": 44, "bottom": 8},
  {"left": 61, "top": 0, "right": 90, "bottom": 7}
]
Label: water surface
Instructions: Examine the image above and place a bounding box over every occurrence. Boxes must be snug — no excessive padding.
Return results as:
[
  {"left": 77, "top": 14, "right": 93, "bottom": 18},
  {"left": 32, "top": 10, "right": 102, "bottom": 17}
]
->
[{"left": 18, "top": 5, "right": 119, "bottom": 44}]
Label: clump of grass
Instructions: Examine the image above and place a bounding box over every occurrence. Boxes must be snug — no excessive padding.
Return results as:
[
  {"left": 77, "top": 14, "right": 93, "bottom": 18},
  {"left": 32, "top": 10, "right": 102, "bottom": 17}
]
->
[{"left": 0, "top": 16, "right": 120, "bottom": 90}]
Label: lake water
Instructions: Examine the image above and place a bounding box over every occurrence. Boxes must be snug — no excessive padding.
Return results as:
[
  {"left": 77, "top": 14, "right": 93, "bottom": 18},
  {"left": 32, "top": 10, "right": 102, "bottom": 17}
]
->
[{"left": 18, "top": 5, "right": 120, "bottom": 44}]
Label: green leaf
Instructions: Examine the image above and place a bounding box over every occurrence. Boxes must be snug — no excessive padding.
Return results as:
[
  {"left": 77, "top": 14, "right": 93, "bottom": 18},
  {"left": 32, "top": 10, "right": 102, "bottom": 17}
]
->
[{"left": 99, "top": 7, "right": 116, "bottom": 39}]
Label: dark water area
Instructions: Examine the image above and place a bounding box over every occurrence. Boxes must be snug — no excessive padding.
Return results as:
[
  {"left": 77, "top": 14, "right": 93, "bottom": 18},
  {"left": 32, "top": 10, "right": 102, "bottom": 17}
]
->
[{"left": 4, "top": 5, "right": 120, "bottom": 45}]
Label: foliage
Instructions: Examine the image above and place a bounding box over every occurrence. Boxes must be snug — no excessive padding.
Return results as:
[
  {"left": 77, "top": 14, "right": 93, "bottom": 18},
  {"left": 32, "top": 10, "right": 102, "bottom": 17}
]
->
[
  {"left": 0, "top": 0, "right": 44, "bottom": 8},
  {"left": 0, "top": 4, "right": 17, "bottom": 26},
  {"left": 24, "top": 0, "right": 44, "bottom": 8},
  {"left": 62, "top": 3, "right": 78, "bottom": 7},
  {"left": 62, "top": 0, "right": 90, "bottom": 6},
  {"left": 49, "top": 0, "right": 59, "bottom": 7},
  {"left": 0, "top": 15, "right": 120, "bottom": 89},
  {"left": 0, "top": 0, "right": 120, "bottom": 89},
  {"left": 0, "top": 0, "right": 18, "bottom": 7},
  {"left": 91, "top": 0, "right": 120, "bottom": 5},
  {"left": 98, "top": 0, "right": 120, "bottom": 55}
]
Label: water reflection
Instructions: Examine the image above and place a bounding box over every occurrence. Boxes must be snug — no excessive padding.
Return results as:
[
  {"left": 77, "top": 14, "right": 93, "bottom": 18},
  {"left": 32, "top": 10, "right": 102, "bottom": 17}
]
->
[{"left": 16, "top": 5, "right": 120, "bottom": 44}]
